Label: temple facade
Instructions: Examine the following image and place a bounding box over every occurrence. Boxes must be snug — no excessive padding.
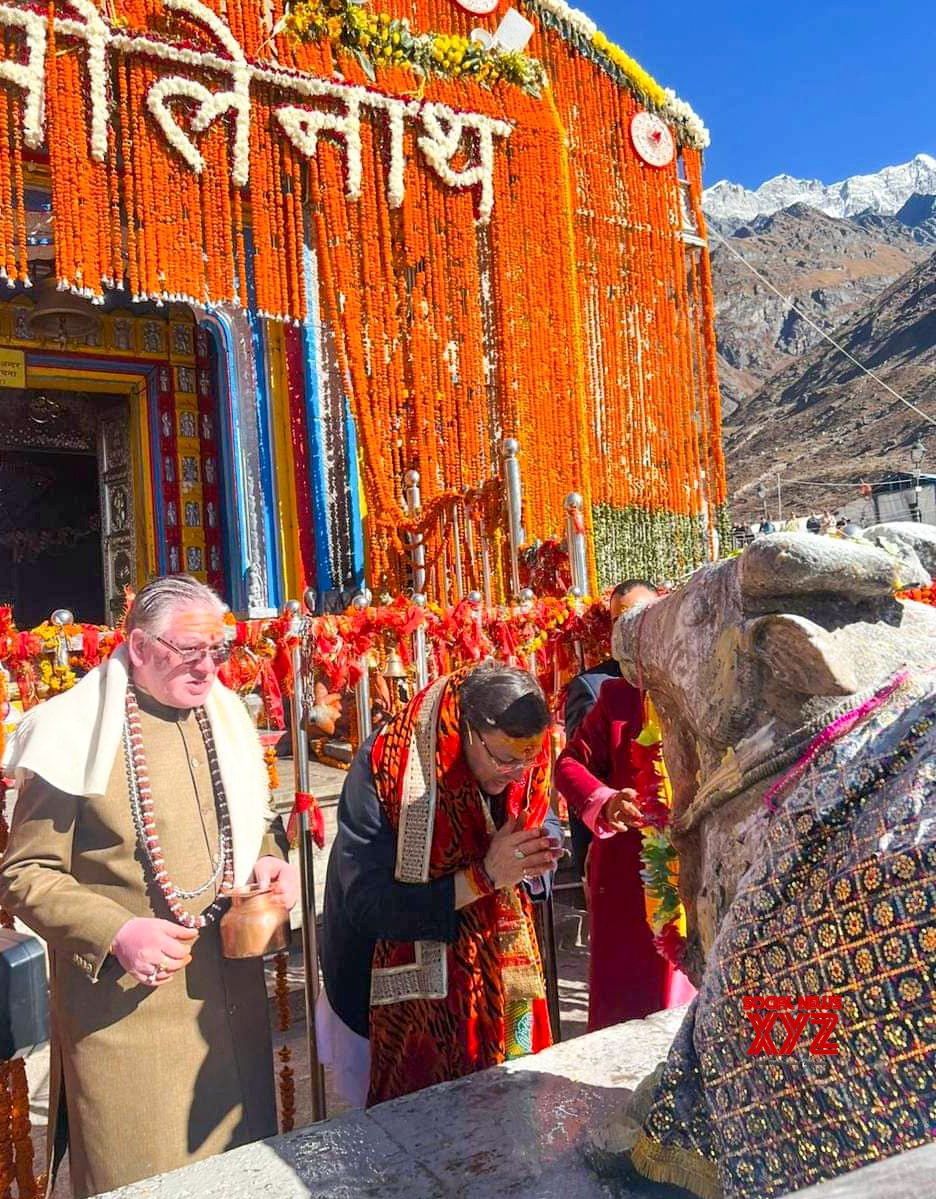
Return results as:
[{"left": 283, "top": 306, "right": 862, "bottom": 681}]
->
[{"left": 0, "top": 0, "right": 723, "bottom": 624}]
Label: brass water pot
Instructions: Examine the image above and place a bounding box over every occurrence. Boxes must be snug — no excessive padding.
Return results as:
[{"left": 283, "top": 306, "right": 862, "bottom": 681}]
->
[{"left": 219, "top": 883, "right": 289, "bottom": 959}]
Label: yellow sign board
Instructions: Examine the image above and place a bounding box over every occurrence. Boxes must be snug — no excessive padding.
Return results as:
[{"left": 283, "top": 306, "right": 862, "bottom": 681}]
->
[{"left": 0, "top": 348, "right": 25, "bottom": 389}]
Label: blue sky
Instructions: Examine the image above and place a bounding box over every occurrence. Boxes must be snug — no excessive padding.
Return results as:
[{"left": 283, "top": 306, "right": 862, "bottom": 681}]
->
[{"left": 580, "top": 0, "right": 936, "bottom": 189}]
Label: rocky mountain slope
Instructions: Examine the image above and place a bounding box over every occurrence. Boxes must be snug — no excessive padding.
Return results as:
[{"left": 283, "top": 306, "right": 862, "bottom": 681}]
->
[
  {"left": 709, "top": 205, "right": 929, "bottom": 414},
  {"left": 723, "top": 248, "right": 936, "bottom": 520}
]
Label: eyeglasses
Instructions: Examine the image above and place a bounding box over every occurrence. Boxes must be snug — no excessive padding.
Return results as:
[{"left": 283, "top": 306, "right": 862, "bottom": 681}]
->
[
  {"left": 470, "top": 727, "right": 535, "bottom": 777},
  {"left": 151, "top": 634, "right": 230, "bottom": 668}
]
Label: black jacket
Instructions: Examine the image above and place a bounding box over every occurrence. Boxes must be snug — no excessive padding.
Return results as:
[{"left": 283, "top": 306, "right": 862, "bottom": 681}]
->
[{"left": 321, "top": 735, "right": 560, "bottom": 1037}]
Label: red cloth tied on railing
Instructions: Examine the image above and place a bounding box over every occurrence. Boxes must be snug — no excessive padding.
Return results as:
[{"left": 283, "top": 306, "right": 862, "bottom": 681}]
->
[{"left": 286, "top": 791, "right": 325, "bottom": 850}]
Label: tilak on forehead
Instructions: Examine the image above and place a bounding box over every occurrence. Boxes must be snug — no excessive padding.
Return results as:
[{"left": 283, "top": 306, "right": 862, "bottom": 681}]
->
[
  {"left": 169, "top": 610, "right": 226, "bottom": 640},
  {"left": 502, "top": 733, "right": 546, "bottom": 761}
]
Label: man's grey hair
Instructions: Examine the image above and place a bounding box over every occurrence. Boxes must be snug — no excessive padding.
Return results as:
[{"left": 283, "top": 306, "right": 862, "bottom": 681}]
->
[{"left": 125, "top": 575, "right": 225, "bottom": 637}]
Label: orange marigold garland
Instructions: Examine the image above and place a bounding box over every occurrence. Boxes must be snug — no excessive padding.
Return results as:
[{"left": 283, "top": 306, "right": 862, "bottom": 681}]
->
[{"left": 9, "top": 0, "right": 724, "bottom": 589}]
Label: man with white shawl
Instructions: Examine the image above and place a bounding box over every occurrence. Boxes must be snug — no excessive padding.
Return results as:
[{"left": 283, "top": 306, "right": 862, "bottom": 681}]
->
[{"left": 0, "top": 575, "right": 297, "bottom": 1198}]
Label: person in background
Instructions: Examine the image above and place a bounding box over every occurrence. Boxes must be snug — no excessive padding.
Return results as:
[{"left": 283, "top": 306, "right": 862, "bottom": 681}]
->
[
  {"left": 319, "top": 661, "right": 563, "bottom": 1109},
  {"left": 562, "top": 580, "right": 658, "bottom": 885},
  {"left": 555, "top": 583, "right": 695, "bottom": 1031},
  {"left": 0, "top": 576, "right": 297, "bottom": 1198}
]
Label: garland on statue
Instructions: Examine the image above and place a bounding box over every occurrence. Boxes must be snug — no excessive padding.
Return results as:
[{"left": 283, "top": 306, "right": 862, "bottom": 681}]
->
[{"left": 630, "top": 700, "right": 687, "bottom": 968}]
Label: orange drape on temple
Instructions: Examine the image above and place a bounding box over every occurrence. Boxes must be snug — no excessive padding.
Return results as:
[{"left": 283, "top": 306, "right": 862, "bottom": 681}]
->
[{"left": 2, "top": 0, "right": 724, "bottom": 591}]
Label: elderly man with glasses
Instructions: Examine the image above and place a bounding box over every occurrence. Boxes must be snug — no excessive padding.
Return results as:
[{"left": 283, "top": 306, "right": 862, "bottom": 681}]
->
[
  {"left": 318, "top": 660, "right": 563, "bottom": 1109},
  {"left": 0, "top": 575, "right": 297, "bottom": 1198}
]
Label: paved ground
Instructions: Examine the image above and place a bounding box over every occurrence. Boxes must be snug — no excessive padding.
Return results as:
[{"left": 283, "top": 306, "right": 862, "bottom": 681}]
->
[{"left": 19, "top": 752, "right": 593, "bottom": 1185}]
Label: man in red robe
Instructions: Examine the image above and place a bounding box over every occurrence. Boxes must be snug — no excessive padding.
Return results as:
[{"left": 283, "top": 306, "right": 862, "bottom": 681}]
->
[{"left": 556, "top": 583, "right": 694, "bottom": 1031}]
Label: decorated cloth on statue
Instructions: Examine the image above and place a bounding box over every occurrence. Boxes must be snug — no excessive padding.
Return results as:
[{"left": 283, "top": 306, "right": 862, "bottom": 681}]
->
[
  {"left": 367, "top": 669, "right": 554, "bottom": 1106},
  {"left": 631, "top": 671, "right": 936, "bottom": 1199}
]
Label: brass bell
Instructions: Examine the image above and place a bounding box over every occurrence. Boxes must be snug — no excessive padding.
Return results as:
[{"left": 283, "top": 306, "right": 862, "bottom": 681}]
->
[
  {"left": 28, "top": 278, "right": 102, "bottom": 343},
  {"left": 383, "top": 650, "right": 407, "bottom": 682}
]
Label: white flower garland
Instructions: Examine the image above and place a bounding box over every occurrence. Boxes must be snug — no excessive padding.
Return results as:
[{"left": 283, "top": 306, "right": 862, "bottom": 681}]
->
[
  {"left": 417, "top": 103, "right": 512, "bottom": 223},
  {"left": 6, "top": 0, "right": 511, "bottom": 218},
  {"left": 278, "top": 93, "right": 366, "bottom": 201},
  {"left": 0, "top": 4, "right": 46, "bottom": 151}
]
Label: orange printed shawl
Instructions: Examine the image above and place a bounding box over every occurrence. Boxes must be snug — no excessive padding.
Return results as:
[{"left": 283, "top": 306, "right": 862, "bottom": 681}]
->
[{"left": 367, "top": 670, "right": 553, "bottom": 1106}]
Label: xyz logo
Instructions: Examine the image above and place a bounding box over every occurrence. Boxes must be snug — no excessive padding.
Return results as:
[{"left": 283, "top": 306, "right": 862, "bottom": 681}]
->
[{"left": 743, "top": 995, "right": 840, "bottom": 1056}]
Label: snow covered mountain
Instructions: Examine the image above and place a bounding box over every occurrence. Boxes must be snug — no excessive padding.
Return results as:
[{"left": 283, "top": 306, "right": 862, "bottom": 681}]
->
[{"left": 704, "top": 154, "right": 936, "bottom": 230}]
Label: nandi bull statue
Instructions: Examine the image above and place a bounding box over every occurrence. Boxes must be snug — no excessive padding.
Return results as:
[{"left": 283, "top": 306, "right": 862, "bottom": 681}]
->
[{"left": 610, "top": 524, "right": 936, "bottom": 1199}]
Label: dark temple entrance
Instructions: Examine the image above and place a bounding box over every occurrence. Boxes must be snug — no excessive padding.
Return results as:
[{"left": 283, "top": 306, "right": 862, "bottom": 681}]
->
[{"left": 0, "top": 390, "right": 131, "bottom": 627}]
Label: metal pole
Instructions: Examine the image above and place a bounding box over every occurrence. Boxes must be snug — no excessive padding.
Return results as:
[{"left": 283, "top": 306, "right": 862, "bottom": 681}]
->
[
  {"left": 501, "top": 439, "right": 524, "bottom": 599},
  {"left": 404, "top": 470, "right": 426, "bottom": 596},
  {"left": 567, "top": 587, "right": 586, "bottom": 672},
  {"left": 479, "top": 525, "right": 493, "bottom": 608},
  {"left": 519, "top": 588, "right": 537, "bottom": 676},
  {"left": 282, "top": 599, "right": 327, "bottom": 1123},
  {"left": 533, "top": 895, "right": 563, "bottom": 1045},
  {"left": 413, "top": 593, "right": 429, "bottom": 692},
  {"left": 352, "top": 590, "right": 373, "bottom": 740},
  {"left": 452, "top": 508, "right": 465, "bottom": 601},
  {"left": 464, "top": 508, "right": 477, "bottom": 597},
  {"left": 563, "top": 493, "right": 588, "bottom": 595},
  {"left": 467, "top": 591, "right": 483, "bottom": 649},
  {"left": 438, "top": 514, "right": 451, "bottom": 608},
  {"left": 50, "top": 609, "right": 74, "bottom": 668}
]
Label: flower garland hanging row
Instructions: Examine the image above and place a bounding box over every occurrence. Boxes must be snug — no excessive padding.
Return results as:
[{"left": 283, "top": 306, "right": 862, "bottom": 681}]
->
[
  {"left": 284, "top": 0, "right": 547, "bottom": 94},
  {"left": 522, "top": 0, "right": 709, "bottom": 148},
  {"left": 527, "top": 20, "right": 723, "bottom": 583}
]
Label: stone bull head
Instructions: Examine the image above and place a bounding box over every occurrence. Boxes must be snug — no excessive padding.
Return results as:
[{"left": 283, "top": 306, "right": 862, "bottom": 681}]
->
[{"left": 612, "top": 525, "right": 936, "bottom": 981}]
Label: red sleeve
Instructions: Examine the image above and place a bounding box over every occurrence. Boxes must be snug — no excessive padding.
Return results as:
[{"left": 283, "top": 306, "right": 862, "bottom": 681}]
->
[{"left": 554, "top": 689, "right": 619, "bottom": 839}]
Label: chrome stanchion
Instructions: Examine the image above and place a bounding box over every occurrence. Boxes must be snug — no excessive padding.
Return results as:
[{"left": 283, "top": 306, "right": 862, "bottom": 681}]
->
[
  {"left": 518, "top": 586, "right": 562, "bottom": 1039},
  {"left": 282, "top": 599, "right": 327, "bottom": 1122},
  {"left": 480, "top": 524, "right": 494, "bottom": 608},
  {"left": 533, "top": 890, "right": 563, "bottom": 1045},
  {"left": 502, "top": 439, "right": 524, "bottom": 599},
  {"left": 404, "top": 470, "right": 426, "bottom": 597},
  {"left": 50, "top": 609, "right": 74, "bottom": 668},
  {"left": 452, "top": 507, "right": 465, "bottom": 600},
  {"left": 413, "top": 592, "right": 429, "bottom": 692},
  {"left": 564, "top": 493, "right": 589, "bottom": 596},
  {"left": 351, "top": 590, "right": 373, "bottom": 740}
]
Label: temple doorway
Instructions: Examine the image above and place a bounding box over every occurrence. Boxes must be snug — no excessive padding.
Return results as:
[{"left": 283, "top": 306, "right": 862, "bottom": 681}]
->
[{"left": 0, "top": 389, "right": 134, "bottom": 627}]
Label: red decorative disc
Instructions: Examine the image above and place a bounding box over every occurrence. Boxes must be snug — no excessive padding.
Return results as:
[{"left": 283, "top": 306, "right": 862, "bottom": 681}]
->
[{"left": 630, "top": 112, "right": 675, "bottom": 169}]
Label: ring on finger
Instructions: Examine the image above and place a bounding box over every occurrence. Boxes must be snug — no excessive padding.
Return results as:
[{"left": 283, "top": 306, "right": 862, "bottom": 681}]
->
[
  {"left": 159, "top": 958, "right": 172, "bottom": 973},
  {"left": 514, "top": 849, "right": 526, "bottom": 861},
  {"left": 145, "top": 969, "right": 158, "bottom": 985}
]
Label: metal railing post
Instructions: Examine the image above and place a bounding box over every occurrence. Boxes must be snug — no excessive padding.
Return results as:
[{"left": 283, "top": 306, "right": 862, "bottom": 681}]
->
[
  {"left": 50, "top": 609, "right": 74, "bottom": 668},
  {"left": 404, "top": 470, "right": 426, "bottom": 596},
  {"left": 502, "top": 439, "right": 524, "bottom": 598},
  {"left": 282, "top": 599, "right": 327, "bottom": 1122},
  {"left": 351, "top": 590, "right": 373, "bottom": 740},
  {"left": 563, "top": 493, "right": 589, "bottom": 595},
  {"left": 412, "top": 592, "right": 429, "bottom": 692}
]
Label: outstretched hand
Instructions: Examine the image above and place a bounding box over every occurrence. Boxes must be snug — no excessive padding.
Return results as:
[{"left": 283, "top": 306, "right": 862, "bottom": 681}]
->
[{"left": 602, "top": 788, "right": 642, "bottom": 832}]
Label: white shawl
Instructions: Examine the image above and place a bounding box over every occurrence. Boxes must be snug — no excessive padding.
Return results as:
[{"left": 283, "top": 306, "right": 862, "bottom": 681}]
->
[{"left": 3, "top": 646, "right": 269, "bottom": 885}]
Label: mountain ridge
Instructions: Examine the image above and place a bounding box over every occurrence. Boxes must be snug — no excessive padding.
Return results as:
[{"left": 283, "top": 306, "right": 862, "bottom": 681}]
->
[
  {"left": 704, "top": 153, "right": 936, "bottom": 230},
  {"left": 723, "top": 248, "right": 936, "bottom": 520}
]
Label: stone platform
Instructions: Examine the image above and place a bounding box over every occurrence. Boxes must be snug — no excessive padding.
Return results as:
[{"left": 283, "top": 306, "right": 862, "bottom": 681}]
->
[
  {"left": 96, "top": 1003, "right": 935, "bottom": 1199},
  {"left": 99, "top": 1009, "right": 687, "bottom": 1199}
]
